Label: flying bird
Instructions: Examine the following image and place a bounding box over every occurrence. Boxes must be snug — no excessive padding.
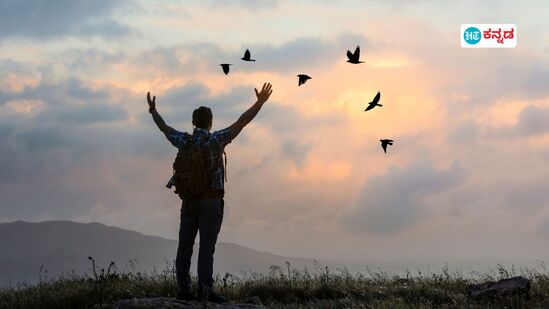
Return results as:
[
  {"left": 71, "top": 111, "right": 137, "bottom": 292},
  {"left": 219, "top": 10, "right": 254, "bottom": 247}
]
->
[
  {"left": 380, "top": 139, "right": 394, "bottom": 153},
  {"left": 364, "top": 91, "right": 382, "bottom": 111},
  {"left": 297, "top": 74, "right": 311, "bottom": 86},
  {"left": 346, "top": 45, "right": 364, "bottom": 64},
  {"left": 220, "top": 64, "right": 232, "bottom": 75},
  {"left": 241, "top": 49, "right": 255, "bottom": 61}
]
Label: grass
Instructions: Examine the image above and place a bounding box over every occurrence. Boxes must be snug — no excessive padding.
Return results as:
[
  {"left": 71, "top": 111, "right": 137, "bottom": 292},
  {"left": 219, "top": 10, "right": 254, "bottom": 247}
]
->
[{"left": 1, "top": 260, "right": 549, "bottom": 308}]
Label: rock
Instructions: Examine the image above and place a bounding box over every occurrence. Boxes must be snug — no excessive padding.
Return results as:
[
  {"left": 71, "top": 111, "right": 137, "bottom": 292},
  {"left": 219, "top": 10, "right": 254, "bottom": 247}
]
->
[
  {"left": 243, "top": 296, "right": 262, "bottom": 305},
  {"left": 469, "top": 276, "right": 530, "bottom": 298},
  {"left": 113, "top": 297, "right": 266, "bottom": 309}
]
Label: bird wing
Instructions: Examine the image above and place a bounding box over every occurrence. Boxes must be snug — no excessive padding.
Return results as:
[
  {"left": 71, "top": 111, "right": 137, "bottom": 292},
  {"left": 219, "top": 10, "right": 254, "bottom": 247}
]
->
[
  {"left": 346, "top": 50, "right": 353, "bottom": 60},
  {"left": 298, "top": 75, "right": 310, "bottom": 85},
  {"left": 355, "top": 46, "right": 360, "bottom": 59},
  {"left": 373, "top": 91, "right": 381, "bottom": 104},
  {"left": 364, "top": 104, "right": 375, "bottom": 111},
  {"left": 244, "top": 49, "right": 250, "bottom": 59},
  {"left": 381, "top": 143, "right": 387, "bottom": 153}
]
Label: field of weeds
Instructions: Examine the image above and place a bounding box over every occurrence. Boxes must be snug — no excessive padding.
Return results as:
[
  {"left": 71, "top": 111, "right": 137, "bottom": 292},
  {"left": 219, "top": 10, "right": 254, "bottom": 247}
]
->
[{"left": 1, "top": 260, "right": 549, "bottom": 308}]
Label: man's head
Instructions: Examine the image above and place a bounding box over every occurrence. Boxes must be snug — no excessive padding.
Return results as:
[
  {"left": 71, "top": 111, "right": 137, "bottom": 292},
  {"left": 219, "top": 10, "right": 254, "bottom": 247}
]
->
[{"left": 192, "top": 106, "right": 213, "bottom": 130}]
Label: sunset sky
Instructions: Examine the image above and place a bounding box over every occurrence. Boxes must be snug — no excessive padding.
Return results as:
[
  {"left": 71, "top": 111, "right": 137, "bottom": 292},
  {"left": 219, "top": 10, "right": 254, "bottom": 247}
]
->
[{"left": 1, "top": 0, "right": 548, "bottom": 264}]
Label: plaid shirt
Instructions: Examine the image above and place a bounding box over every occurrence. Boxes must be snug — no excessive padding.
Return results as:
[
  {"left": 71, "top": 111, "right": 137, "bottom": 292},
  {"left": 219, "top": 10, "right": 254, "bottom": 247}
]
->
[{"left": 165, "top": 127, "right": 232, "bottom": 191}]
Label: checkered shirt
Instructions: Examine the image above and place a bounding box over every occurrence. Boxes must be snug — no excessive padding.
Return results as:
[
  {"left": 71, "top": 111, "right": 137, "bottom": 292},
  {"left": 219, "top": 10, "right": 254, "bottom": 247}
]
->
[{"left": 165, "top": 127, "right": 232, "bottom": 191}]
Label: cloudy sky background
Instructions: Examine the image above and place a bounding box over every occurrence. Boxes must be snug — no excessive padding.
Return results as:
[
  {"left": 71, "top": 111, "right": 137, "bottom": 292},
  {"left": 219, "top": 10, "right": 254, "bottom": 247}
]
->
[{"left": 1, "top": 0, "right": 549, "bottom": 264}]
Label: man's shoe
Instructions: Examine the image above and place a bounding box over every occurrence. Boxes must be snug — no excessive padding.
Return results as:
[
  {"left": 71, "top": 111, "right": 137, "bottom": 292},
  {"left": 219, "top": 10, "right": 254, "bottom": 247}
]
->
[
  {"left": 198, "top": 287, "right": 226, "bottom": 303},
  {"left": 207, "top": 291, "right": 226, "bottom": 304},
  {"left": 175, "top": 291, "right": 196, "bottom": 301}
]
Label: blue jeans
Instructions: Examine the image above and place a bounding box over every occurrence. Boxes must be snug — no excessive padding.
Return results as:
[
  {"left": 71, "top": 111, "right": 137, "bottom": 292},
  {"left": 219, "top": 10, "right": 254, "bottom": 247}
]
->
[{"left": 176, "top": 198, "right": 224, "bottom": 294}]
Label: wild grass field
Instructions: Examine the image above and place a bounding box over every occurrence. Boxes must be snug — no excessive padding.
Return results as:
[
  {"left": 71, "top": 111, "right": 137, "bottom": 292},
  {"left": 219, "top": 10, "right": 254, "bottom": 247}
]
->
[{"left": 1, "top": 259, "right": 548, "bottom": 308}]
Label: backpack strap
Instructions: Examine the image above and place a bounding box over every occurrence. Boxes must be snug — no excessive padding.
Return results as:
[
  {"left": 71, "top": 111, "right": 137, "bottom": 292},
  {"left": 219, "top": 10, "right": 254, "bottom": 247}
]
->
[
  {"left": 191, "top": 130, "right": 228, "bottom": 183},
  {"left": 223, "top": 151, "right": 228, "bottom": 183}
]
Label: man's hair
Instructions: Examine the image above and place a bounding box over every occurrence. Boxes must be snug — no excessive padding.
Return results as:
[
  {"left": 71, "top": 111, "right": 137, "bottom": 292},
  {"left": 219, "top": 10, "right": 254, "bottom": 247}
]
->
[{"left": 192, "top": 106, "right": 213, "bottom": 129}]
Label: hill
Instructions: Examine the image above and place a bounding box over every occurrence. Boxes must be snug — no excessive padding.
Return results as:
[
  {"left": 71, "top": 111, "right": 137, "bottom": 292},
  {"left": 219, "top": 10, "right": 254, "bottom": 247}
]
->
[{"left": 0, "top": 220, "right": 317, "bottom": 287}]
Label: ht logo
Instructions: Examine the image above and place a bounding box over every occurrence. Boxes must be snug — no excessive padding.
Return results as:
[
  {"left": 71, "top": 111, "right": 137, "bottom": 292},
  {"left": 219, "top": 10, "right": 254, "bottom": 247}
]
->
[{"left": 464, "top": 27, "right": 481, "bottom": 45}]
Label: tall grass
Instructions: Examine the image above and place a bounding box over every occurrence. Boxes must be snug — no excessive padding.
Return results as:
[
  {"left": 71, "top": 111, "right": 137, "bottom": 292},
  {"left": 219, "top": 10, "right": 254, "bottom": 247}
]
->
[{"left": 1, "top": 259, "right": 548, "bottom": 308}]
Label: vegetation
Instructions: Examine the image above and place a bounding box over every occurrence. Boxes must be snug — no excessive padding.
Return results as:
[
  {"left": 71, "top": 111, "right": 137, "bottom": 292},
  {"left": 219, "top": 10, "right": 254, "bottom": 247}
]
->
[{"left": 1, "top": 260, "right": 549, "bottom": 308}]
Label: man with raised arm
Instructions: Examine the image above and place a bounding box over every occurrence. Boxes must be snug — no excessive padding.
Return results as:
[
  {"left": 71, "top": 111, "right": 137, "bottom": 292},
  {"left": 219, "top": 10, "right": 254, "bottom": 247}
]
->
[{"left": 147, "top": 83, "right": 273, "bottom": 303}]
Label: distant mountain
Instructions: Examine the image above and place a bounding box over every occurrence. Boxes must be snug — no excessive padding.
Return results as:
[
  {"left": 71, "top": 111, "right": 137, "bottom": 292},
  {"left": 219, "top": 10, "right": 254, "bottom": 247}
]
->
[{"left": 0, "top": 221, "right": 318, "bottom": 287}]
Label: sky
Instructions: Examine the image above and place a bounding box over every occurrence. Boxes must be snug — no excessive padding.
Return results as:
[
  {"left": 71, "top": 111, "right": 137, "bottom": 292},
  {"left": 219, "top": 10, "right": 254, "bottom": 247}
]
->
[{"left": 1, "top": 0, "right": 549, "bottom": 265}]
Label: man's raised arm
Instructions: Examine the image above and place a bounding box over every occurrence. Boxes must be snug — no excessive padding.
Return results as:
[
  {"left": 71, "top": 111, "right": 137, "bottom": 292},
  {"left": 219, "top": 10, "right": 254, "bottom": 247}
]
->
[
  {"left": 147, "top": 92, "right": 175, "bottom": 135},
  {"left": 228, "top": 83, "right": 273, "bottom": 140}
]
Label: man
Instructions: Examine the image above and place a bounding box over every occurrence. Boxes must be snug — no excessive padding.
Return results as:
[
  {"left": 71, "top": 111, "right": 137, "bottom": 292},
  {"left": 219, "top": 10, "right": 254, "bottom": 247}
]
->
[{"left": 147, "top": 83, "right": 273, "bottom": 302}]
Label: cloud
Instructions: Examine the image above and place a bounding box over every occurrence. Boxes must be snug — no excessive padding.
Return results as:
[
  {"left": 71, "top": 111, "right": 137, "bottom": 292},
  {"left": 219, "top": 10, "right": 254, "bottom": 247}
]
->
[
  {"left": 281, "top": 137, "right": 312, "bottom": 168},
  {"left": 131, "top": 42, "right": 226, "bottom": 76},
  {"left": 36, "top": 102, "right": 127, "bottom": 125},
  {"left": 129, "top": 32, "right": 375, "bottom": 76},
  {"left": 14, "top": 127, "right": 76, "bottom": 152},
  {"left": 0, "top": 0, "right": 132, "bottom": 40},
  {"left": 395, "top": 20, "right": 549, "bottom": 116},
  {"left": 157, "top": 82, "right": 253, "bottom": 124},
  {"left": 0, "top": 60, "right": 42, "bottom": 93},
  {"left": 0, "top": 76, "right": 134, "bottom": 189},
  {"left": 503, "top": 181, "right": 549, "bottom": 215},
  {"left": 495, "top": 62, "right": 549, "bottom": 101},
  {"left": 481, "top": 105, "right": 549, "bottom": 139},
  {"left": 516, "top": 105, "right": 549, "bottom": 137},
  {"left": 259, "top": 103, "right": 346, "bottom": 136},
  {"left": 237, "top": 33, "right": 375, "bottom": 73},
  {"left": 537, "top": 215, "right": 549, "bottom": 237},
  {"left": 0, "top": 124, "right": 81, "bottom": 186},
  {"left": 204, "top": 0, "right": 279, "bottom": 9},
  {"left": 0, "top": 120, "right": 171, "bottom": 221},
  {"left": 73, "top": 19, "right": 132, "bottom": 39},
  {"left": 340, "top": 161, "right": 466, "bottom": 236},
  {"left": 235, "top": 154, "right": 275, "bottom": 177},
  {"left": 59, "top": 48, "right": 126, "bottom": 72},
  {"left": 448, "top": 120, "right": 480, "bottom": 144},
  {"left": 1, "top": 78, "right": 128, "bottom": 125}
]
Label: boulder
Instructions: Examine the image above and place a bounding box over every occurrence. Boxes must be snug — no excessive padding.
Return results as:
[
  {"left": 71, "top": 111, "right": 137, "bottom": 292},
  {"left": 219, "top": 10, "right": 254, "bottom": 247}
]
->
[
  {"left": 469, "top": 276, "right": 530, "bottom": 298},
  {"left": 113, "top": 297, "right": 266, "bottom": 309}
]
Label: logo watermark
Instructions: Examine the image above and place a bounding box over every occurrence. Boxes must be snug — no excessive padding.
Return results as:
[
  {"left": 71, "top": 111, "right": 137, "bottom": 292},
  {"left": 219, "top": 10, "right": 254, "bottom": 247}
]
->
[{"left": 461, "top": 24, "right": 517, "bottom": 48}]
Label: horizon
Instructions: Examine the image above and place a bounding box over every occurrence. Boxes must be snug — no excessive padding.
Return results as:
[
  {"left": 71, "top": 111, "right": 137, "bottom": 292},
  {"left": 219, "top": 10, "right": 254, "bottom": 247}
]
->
[
  {"left": 1, "top": 0, "right": 549, "bottom": 265},
  {"left": 1, "top": 219, "right": 547, "bottom": 270},
  {"left": 2, "top": 219, "right": 546, "bottom": 278}
]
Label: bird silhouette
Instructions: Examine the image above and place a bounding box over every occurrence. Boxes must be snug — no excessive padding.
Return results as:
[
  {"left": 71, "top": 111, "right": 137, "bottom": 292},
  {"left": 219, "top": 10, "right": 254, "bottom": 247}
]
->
[
  {"left": 241, "top": 49, "right": 255, "bottom": 61},
  {"left": 364, "top": 91, "right": 382, "bottom": 111},
  {"left": 220, "top": 64, "right": 232, "bottom": 75},
  {"left": 380, "top": 139, "right": 394, "bottom": 153},
  {"left": 346, "top": 46, "right": 364, "bottom": 64},
  {"left": 297, "top": 74, "right": 311, "bottom": 86}
]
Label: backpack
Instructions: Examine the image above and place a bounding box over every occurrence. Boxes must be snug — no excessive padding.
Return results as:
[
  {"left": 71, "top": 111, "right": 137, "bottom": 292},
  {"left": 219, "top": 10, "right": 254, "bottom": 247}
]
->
[{"left": 172, "top": 135, "right": 209, "bottom": 199}]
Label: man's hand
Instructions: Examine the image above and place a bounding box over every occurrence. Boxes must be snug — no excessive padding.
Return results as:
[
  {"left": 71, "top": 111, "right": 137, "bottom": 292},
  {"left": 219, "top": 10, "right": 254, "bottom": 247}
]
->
[
  {"left": 147, "top": 91, "right": 175, "bottom": 134},
  {"left": 147, "top": 92, "right": 156, "bottom": 111},
  {"left": 228, "top": 82, "right": 273, "bottom": 140},
  {"left": 254, "top": 83, "right": 273, "bottom": 104}
]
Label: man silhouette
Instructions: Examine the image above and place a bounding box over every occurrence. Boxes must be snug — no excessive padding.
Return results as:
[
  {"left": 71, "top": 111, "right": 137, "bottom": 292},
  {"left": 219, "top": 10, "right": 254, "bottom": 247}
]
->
[{"left": 147, "top": 83, "right": 273, "bottom": 302}]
